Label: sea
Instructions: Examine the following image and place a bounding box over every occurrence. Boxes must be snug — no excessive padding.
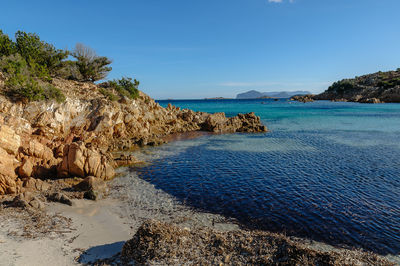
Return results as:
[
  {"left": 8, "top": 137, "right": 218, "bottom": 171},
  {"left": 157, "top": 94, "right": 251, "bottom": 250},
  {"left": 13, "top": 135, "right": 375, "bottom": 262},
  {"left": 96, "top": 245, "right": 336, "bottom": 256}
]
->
[{"left": 131, "top": 98, "right": 400, "bottom": 256}]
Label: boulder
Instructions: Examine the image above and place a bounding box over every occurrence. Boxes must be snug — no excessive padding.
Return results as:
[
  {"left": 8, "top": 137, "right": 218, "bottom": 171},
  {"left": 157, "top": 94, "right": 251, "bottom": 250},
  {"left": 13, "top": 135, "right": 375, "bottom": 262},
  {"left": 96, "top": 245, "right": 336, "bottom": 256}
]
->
[
  {"left": 202, "top": 112, "right": 267, "bottom": 133},
  {"left": 11, "top": 192, "right": 45, "bottom": 210},
  {"left": 47, "top": 192, "right": 73, "bottom": 206},
  {"left": 202, "top": 112, "right": 227, "bottom": 132},
  {"left": 0, "top": 124, "right": 21, "bottom": 155},
  {"left": 75, "top": 176, "right": 107, "bottom": 192},
  {"left": 18, "top": 158, "right": 33, "bottom": 179},
  {"left": 0, "top": 147, "right": 18, "bottom": 194},
  {"left": 57, "top": 142, "right": 115, "bottom": 180}
]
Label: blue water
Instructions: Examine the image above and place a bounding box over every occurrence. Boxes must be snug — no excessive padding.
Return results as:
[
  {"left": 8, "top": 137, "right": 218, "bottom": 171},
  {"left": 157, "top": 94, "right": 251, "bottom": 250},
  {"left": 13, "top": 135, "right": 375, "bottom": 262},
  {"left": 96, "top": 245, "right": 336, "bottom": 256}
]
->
[{"left": 134, "top": 99, "right": 400, "bottom": 255}]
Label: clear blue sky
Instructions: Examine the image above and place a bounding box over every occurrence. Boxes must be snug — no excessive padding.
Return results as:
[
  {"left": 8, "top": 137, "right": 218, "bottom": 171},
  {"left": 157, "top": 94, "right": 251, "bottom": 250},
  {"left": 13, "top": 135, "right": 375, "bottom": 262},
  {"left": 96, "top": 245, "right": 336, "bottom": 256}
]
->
[{"left": 1, "top": 0, "right": 399, "bottom": 99}]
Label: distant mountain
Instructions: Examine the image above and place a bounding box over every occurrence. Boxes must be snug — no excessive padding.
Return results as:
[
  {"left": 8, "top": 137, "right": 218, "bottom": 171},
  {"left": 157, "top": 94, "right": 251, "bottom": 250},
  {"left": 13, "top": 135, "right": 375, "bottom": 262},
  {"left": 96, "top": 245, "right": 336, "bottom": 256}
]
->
[{"left": 236, "top": 90, "right": 311, "bottom": 99}]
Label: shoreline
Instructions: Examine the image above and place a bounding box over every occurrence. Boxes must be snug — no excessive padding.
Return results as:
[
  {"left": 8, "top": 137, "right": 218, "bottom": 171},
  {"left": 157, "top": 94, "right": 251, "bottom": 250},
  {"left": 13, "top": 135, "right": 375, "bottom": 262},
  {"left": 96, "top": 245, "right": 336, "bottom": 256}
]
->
[{"left": 1, "top": 143, "right": 399, "bottom": 265}]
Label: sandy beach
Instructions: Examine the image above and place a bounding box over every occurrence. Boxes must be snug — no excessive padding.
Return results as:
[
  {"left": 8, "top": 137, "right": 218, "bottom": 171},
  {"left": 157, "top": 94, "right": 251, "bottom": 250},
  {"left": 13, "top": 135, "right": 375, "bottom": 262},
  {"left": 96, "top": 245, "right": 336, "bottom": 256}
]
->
[
  {"left": 0, "top": 168, "right": 241, "bottom": 265},
  {"left": 1, "top": 164, "right": 398, "bottom": 265}
]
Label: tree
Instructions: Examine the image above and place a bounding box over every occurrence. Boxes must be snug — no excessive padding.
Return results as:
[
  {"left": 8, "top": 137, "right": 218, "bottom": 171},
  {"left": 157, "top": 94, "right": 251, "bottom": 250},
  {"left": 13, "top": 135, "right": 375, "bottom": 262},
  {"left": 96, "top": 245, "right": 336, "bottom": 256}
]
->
[{"left": 71, "top": 43, "right": 112, "bottom": 82}]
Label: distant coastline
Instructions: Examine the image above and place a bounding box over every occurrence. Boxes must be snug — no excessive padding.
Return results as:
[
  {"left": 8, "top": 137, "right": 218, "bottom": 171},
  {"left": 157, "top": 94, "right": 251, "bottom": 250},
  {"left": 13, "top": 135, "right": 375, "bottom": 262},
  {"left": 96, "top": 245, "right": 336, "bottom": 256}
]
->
[{"left": 291, "top": 68, "right": 400, "bottom": 103}]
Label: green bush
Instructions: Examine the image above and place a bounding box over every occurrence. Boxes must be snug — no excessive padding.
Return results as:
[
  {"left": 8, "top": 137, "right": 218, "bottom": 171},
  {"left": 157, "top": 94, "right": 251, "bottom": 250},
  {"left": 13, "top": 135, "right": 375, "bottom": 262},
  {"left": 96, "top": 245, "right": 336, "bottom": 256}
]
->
[
  {"left": 327, "top": 79, "right": 355, "bottom": 95},
  {"left": 0, "top": 53, "right": 65, "bottom": 103},
  {"left": 99, "top": 87, "right": 118, "bottom": 101},
  {"left": 14, "top": 31, "right": 68, "bottom": 76},
  {"left": 108, "top": 77, "right": 140, "bottom": 99},
  {"left": 6, "top": 73, "right": 43, "bottom": 101},
  {"left": 71, "top": 43, "right": 112, "bottom": 82},
  {"left": 0, "top": 30, "right": 16, "bottom": 56}
]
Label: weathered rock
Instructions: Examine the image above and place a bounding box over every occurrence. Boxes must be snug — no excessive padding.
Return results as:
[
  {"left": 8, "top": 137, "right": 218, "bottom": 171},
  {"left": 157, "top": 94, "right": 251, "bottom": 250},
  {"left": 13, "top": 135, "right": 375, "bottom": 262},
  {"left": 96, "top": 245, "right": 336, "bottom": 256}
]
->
[
  {"left": 83, "top": 189, "right": 98, "bottom": 200},
  {"left": 57, "top": 142, "right": 115, "bottom": 180},
  {"left": 23, "top": 178, "right": 50, "bottom": 192},
  {"left": 18, "top": 158, "right": 33, "bottom": 179},
  {"left": 0, "top": 124, "right": 21, "bottom": 155},
  {"left": 75, "top": 176, "right": 107, "bottom": 192},
  {"left": 202, "top": 112, "right": 267, "bottom": 133},
  {"left": 47, "top": 192, "right": 73, "bottom": 206},
  {"left": 11, "top": 192, "right": 44, "bottom": 209},
  {"left": 291, "top": 94, "right": 315, "bottom": 103},
  {"left": 114, "top": 154, "right": 139, "bottom": 167},
  {"left": 0, "top": 147, "right": 19, "bottom": 194},
  {"left": 29, "top": 197, "right": 45, "bottom": 210}
]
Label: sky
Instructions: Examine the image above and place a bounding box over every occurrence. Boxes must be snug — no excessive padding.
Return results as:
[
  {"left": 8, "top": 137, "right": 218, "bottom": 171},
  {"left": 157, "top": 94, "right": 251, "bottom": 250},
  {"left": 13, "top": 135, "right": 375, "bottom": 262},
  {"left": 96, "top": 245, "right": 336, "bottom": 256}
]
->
[{"left": 1, "top": 0, "right": 400, "bottom": 99}]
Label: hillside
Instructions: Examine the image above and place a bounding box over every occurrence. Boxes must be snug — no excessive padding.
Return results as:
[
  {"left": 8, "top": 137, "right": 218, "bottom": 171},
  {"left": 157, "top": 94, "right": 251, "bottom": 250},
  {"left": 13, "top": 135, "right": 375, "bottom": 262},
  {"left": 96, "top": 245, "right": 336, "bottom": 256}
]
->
[{"left": 293, "top": 69, "right": 400, "bottom": 103}]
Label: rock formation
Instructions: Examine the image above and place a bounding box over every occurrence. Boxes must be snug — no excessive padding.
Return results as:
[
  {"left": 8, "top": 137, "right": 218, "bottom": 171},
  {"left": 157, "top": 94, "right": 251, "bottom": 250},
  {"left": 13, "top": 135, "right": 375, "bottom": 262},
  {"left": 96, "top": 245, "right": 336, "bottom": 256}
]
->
[
  {"left": 0, "top": 73, "right": 267, "bottom": 195},
  {"left": 290, "top": 94, "right": 315, "bottom": 103}
]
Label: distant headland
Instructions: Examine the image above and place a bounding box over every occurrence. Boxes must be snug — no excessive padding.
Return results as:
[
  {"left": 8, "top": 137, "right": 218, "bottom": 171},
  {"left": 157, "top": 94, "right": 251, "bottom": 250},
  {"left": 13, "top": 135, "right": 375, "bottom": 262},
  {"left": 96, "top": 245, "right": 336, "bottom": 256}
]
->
[
  {"left": 291, "top": 68, "right": 400, "bottom": 103},
  {"left": 236, "top": 90, "right": 311, "bottom": 99}
]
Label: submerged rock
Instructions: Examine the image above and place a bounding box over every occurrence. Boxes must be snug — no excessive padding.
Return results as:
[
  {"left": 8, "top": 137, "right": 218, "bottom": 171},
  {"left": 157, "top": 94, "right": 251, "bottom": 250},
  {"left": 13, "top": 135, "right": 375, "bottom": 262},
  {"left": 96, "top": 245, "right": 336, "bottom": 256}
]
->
[{"left": 121, "top": 220, "right": 393, "bottom": 265}]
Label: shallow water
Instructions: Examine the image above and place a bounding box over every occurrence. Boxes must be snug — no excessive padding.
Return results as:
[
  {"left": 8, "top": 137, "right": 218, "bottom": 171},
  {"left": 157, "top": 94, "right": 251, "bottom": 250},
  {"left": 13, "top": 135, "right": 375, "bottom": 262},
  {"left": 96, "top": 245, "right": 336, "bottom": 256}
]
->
[{"left": 132, "top": 99, "right": 400, "bottom": 255}]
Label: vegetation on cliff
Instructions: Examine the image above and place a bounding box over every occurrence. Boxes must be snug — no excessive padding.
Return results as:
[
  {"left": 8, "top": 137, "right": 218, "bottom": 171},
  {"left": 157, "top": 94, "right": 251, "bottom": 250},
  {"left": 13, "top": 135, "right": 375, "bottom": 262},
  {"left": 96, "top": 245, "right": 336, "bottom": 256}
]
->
[{"left": 0, "top": 30, "right": 139, "bottom": 102}]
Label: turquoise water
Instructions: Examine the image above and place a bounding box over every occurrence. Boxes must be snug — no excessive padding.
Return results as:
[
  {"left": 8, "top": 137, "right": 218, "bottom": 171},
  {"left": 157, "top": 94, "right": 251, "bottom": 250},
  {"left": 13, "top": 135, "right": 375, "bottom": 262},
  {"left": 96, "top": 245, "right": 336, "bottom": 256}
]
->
[{"left": 134, "top": 99, "right": 400, "bottom": 255}]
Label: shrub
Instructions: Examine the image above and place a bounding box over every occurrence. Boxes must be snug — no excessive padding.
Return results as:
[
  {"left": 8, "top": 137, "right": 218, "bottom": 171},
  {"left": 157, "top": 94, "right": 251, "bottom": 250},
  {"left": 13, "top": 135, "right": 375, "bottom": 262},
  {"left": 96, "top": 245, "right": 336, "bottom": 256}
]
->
[
  {"left": 5, "top": 73, "right": 44, "bottom": 101},
  {"left": 5, "top": 74, "right": 65, "bottom": 103},
  {"left": 99, "top": 88, "right": 118, "bottom": 101},
  {"left": 0, "top": 30, "right": 16, "bottom": 56},
  {"left": 0, "top": 54, "right": 29, "bottom": 77},
  {"left": 108, "top": 77, "right": 140, "bottom": 99},
  {"left": 71, "top": 43, "right": 112, "bottom": 82},
  {"left": 0, "top": 54, "right": 65, "bottom": 103},
  {"left": 327, "top": 79, "right": 355, "bottom": 95},
  {"left": 14, "top": 31, "right": 68, "bottom": 76}
]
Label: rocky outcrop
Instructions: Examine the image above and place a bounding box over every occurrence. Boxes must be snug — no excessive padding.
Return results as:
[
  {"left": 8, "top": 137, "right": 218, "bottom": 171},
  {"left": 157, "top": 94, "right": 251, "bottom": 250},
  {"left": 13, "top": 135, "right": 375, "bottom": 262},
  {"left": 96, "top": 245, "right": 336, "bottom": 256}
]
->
[
  {"left": 291, "top": 94, "right": 315, "bottom": 103},
  {"left": 121, "top": 220, "right": 393, "bottom": 265},
  {"left": 202, "top": 112, "right": 266, "bottom": 133},
  {"left": 57, "top": 142, "right": 115, "bottom": 180},
  {"left": 307, "top": 69, "right": 400, "bottom": 103},
  {"left": 0, "top": 74, "right": 267, "bottom": 195}
]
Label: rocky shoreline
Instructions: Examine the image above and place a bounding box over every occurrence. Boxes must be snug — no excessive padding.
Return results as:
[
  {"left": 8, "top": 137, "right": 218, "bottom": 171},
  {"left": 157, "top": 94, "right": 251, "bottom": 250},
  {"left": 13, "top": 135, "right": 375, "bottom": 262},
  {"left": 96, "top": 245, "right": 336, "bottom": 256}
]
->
[
  {"left": 0, "top": 74, "right": 397, "bottom": 265},
  {"left": 291, "top": 69, "right": 400, "bottom": 103},
  {"left": 0, "top": 73, "right": 266, "bottom": 197}
]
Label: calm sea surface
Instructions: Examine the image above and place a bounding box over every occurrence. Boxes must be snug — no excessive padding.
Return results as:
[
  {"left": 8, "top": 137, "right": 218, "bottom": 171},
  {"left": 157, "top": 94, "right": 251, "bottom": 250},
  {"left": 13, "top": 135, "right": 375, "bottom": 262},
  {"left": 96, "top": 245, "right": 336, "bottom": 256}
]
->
[{"left": 132, "top": 99, "right": 400, "bottom": 255}]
